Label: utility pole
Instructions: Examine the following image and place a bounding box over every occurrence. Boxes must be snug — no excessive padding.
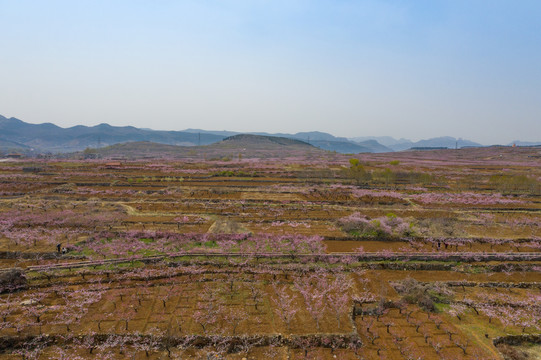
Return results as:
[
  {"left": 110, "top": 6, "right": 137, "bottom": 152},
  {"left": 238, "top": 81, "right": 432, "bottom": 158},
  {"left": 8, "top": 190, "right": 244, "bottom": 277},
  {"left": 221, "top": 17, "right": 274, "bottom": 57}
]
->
[{"left": 198, "top": 132, "right": 201, "bottom": 146}]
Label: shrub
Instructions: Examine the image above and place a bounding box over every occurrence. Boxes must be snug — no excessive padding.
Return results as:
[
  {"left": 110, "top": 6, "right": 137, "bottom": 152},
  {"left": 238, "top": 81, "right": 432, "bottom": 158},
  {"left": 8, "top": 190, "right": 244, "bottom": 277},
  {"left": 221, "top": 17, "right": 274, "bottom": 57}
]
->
[
  {"left": 213, "top": 170, "right": 252, "bottom": 177},
  {"left": 337, "top": 212, "right": 414, "bottom": 238},
  {"left": 346, "top": 159, "right": 371, "bottom": 185},
  {"left": 489, "top": 174, "right": 540, "bottom": 195},
  {"left": 392, "top": 278, "right": 452, "bottom": 312},
  {"left": 372, "top": 168, "right": 395, "bottom": 186},
  {"left": 394, "top": 171, "right": 434, "bottom": 185},
  {"left": 337, "top": 213, "right": 373, "bottom": 233}
]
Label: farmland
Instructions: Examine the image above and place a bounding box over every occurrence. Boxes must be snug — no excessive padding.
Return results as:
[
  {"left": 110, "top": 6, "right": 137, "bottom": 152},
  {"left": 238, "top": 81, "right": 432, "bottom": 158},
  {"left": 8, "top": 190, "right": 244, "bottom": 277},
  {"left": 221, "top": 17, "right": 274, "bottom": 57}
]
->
[{"left": 0, "top": 145, "right": 540, "bottom": 359}]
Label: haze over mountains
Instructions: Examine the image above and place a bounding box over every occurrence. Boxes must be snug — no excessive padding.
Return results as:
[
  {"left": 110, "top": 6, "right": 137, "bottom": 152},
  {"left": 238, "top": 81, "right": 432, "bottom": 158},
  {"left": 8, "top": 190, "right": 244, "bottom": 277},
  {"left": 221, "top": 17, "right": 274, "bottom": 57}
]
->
[{"left": 0, "top": 114, "right": 537, "bottom": 155}]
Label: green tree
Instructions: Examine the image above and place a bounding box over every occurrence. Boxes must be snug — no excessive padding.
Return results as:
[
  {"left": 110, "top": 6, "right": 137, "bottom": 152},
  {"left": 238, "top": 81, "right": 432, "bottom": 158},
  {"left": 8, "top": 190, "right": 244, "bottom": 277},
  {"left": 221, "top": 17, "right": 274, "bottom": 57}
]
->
[{"left": 348, "top": 158, "right": 371, "bottom": 185}]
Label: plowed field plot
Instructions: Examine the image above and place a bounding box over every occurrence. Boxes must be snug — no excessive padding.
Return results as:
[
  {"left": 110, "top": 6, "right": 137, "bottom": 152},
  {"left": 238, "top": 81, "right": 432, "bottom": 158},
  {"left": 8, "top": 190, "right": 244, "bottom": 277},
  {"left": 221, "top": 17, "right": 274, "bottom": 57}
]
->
[{"left": 0, "top": 147, "right": 540, "bottom": 359}]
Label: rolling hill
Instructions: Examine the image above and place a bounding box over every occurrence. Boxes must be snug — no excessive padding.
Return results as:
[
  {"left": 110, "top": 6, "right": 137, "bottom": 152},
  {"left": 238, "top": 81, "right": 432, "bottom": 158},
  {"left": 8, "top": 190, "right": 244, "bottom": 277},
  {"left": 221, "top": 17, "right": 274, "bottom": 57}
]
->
[{"left": 80, "top": 134, "right": 328, "bottom": 160}]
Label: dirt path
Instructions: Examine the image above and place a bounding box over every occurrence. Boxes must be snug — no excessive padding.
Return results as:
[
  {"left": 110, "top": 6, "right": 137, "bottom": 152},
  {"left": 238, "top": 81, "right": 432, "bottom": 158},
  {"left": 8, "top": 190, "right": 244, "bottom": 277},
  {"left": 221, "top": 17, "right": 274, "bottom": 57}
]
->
[{"left": 456, "top": 324, "right": 504, "bottom": 360}]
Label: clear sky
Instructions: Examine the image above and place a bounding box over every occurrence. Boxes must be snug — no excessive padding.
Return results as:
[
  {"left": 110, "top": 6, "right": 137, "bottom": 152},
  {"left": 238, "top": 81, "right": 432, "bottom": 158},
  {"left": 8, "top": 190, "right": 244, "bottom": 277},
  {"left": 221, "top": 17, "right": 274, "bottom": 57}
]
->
[{"left": 1, "top": 1, "right": 540, "bottom": 144}]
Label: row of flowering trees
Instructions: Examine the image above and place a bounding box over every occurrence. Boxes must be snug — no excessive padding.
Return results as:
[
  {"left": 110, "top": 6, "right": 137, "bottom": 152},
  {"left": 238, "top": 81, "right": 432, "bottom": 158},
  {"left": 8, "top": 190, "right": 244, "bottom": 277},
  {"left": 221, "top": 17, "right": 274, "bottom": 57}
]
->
[
  {"left": 0, "top": 206, "right": 126, "bottom": 250},
  {"left": 450, "top": 290, "right": 541, "bottom": 334},
  {"left": 74, "top": 232, "right": 327, "bottom": 259},
  {"left": 0, "top": 263, "right": 372, "bottom": 358}
]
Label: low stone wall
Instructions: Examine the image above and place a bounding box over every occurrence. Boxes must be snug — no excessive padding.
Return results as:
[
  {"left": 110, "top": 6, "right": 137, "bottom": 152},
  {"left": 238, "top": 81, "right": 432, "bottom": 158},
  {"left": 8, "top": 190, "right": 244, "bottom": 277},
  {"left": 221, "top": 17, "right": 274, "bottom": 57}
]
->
[
  {"left": 0, "top": 333, "right": 363, "bottom": 353},
  {"left": 493, "top": 334, "right": 541, "bottom": 346}
]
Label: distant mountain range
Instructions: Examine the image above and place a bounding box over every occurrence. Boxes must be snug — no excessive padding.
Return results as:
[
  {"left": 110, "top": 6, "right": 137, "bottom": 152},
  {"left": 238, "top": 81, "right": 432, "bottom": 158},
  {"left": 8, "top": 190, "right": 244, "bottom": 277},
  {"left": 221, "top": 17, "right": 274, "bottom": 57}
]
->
[
  {"left": 350, "top": 136, "right": 484, "bottom": 151},
  {"left": 510, "top": 140, "right": 541, "bottom": 147},
  {"left": 0, "top": 115, "right": 223, "bottom": 153},
  {"left": 1, "top": 114, "right": 534, "bottom": 155},
  {"left": 0, "top": 115, "right": 393, "bottom": 154}
]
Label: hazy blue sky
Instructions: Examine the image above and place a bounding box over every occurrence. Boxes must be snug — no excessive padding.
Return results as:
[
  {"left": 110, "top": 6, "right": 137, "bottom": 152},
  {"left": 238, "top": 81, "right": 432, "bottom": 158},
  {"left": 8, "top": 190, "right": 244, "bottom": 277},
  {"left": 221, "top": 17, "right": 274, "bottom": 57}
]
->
[{"left": 1, "top": 1, "right": 540, "bottom": 144}]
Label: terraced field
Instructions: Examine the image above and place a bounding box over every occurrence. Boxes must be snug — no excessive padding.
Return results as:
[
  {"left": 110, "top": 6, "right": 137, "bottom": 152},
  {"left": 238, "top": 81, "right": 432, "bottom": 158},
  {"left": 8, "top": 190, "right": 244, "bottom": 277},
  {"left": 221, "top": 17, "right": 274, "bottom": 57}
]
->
[{"left": 0, "top": 146, "right": 539, "bottom": 359}]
